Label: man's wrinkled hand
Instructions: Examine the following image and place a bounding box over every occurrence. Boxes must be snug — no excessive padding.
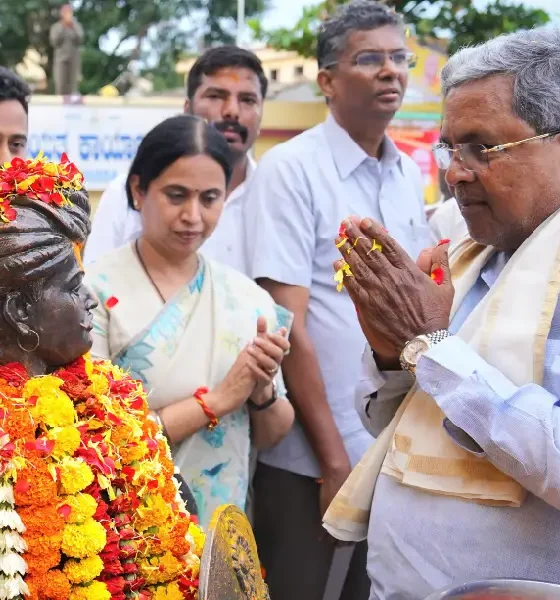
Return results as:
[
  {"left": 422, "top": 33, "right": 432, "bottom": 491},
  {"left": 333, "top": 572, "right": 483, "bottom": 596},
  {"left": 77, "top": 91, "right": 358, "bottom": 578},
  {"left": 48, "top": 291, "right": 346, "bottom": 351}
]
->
[{"left": 334, "top": 217, "right": 454, "bottom": 362}]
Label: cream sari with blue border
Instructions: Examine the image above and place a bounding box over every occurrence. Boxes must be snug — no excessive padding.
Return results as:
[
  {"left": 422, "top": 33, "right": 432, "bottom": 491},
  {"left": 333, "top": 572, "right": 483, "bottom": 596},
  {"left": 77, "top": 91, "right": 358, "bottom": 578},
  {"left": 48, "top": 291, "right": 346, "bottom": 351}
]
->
[{"left": 85, "top": 243, "right": 293, "bottom": 526}]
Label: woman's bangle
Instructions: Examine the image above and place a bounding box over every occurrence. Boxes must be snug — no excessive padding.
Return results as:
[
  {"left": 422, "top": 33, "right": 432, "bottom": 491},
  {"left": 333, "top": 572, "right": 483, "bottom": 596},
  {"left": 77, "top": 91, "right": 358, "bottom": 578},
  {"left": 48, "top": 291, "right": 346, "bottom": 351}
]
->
[{"left": 194, "top": 387, "right": 219, "bottom": 430}]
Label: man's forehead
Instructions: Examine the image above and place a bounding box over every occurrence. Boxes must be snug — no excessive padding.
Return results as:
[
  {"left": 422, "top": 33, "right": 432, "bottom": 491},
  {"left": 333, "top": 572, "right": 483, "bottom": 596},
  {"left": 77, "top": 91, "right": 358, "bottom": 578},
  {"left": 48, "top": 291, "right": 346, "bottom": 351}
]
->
[
  {"left": 199, "top": 68, "right": 261, "bottom": 93},
  {"left": 0, "top": 100, "right": 28, "bottom": 135},
  {"left": 343, "top": 26, "right": 406, "bottom": 55},
  {"left": 441, "top": 75, "right": 515, "bottom": 138}
]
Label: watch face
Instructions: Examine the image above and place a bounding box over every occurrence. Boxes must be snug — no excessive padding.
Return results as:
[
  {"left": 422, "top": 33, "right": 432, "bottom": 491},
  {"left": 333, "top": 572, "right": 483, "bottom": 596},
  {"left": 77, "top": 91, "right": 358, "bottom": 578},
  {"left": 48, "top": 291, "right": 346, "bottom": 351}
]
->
[{"left": 403, "top": 338, "right": 430, "bottom": 366}]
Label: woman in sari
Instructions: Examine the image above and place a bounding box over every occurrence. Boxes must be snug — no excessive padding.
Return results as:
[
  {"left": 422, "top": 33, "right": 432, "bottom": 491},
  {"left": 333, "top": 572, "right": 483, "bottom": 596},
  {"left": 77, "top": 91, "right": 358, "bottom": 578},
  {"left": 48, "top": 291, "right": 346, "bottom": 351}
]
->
[{"left": 86, "top": 115, "right": 295, "bottom": 526}]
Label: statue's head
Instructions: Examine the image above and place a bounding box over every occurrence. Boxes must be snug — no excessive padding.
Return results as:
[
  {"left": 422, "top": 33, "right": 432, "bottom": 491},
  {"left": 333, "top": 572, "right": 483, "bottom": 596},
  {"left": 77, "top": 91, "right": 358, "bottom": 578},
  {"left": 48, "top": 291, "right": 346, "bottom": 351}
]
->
[{"left": 0, "top": 154, "right": 97, "bottom": 374}]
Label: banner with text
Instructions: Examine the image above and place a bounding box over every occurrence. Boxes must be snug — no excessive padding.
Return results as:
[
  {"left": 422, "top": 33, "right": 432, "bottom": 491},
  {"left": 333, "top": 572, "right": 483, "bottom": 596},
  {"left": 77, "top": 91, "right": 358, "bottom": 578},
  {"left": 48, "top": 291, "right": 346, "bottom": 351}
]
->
[{"left": 28, "top": 103, "right": 180, "bottom": 190}]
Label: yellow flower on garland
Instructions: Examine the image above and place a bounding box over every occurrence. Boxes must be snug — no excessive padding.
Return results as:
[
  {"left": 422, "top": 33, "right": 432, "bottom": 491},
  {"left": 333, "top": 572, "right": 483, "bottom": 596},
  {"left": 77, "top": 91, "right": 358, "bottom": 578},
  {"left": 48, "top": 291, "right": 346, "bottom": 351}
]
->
[
  {"left": 140, "top": 551, "right": 184, "bottom": 585},
  {"left": 24, "top": 376, "right": 76, "bottom": 427},
  {"left": 59, "top": 457, "right": 95, "bottom": 494},
  {"left": 69, "top": 580, "right": 110, "bottom": 600},
  {"left": 63, "top": 493, "right": 98, "bottom": 523},
  {"left": 152, "top": 582, "right": 184, "bottom": 600},
  {"left": 88, "top": 373, "right": 109, "bottom": 396},
  {"left": 120, "top": 440, "right": 148, "bottom": 464},
  {"left": 135, "top": 494, "right": 171, "bottom": 531},
  {"left": 61, "top": 518, "right": 106, "bottom": 558},
  {"left": 188, "top": 521, "right": 206, "bottom": 555},
  {"left": 64, "top": 555, "right": 104, "bottom": 584},
  {"left": 48, "top": 426, "right": 81, "bottom": 458}
]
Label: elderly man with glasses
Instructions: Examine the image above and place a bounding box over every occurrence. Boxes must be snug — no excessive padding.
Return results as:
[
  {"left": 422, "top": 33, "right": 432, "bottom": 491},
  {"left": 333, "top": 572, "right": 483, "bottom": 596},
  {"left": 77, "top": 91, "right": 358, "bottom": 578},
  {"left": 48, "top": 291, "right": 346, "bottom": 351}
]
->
[{"left": 324, "top": 25, "right": 560, "bottom": 600}]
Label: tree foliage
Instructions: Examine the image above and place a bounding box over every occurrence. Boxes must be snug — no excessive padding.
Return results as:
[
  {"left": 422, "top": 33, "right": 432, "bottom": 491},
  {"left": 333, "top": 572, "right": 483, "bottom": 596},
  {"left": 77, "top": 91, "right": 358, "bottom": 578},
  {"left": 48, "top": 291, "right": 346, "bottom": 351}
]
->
[
  {"left": 249, "top": 0, "right": 550, "bottom": 58},
  {"left": 0, "top": 0, "right": 270, "bottom": 94}
]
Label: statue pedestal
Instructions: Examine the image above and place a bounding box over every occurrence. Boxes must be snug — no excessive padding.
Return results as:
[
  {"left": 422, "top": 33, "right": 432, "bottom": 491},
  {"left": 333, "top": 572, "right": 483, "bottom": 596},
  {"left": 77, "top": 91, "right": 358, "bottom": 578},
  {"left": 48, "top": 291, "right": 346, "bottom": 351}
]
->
[{"left": 199, "top": 505, "right": 269, "bottom": 600}]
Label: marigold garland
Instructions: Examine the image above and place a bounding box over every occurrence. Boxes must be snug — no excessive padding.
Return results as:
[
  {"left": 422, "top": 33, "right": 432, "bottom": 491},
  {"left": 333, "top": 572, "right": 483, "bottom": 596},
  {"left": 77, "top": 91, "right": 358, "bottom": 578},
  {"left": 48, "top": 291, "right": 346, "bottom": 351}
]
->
[
  {"left": 0, "top": 152, "right": 83, "bottom": 223},
  {"left": 0, "top": 355, "right": 205, "bottom": 600}
]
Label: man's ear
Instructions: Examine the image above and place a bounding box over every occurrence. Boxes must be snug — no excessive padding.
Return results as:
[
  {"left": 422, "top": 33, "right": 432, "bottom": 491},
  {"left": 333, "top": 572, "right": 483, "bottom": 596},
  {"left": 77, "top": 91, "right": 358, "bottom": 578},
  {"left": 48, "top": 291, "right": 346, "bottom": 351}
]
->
[
  {"left": 2, "top": 291, "right": 31, "bottom": 338},
  {"left": 317, "top": 69, "right": 335, "bottom": 102},
  {"left": 184, "top": 98, "right": 191, "bottom": 114}
]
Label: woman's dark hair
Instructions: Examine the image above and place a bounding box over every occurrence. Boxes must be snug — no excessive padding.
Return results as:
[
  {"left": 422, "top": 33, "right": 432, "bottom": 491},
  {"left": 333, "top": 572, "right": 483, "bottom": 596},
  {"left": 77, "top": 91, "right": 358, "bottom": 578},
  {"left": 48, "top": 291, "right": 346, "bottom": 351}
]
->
[{"left": 125, "top": 115, "right": 234, "bottom": 210}]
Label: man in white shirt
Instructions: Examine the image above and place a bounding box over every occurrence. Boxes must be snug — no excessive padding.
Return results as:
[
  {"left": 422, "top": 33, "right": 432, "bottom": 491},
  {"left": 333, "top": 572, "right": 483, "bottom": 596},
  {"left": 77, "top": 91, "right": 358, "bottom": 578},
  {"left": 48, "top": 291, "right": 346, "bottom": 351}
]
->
[
  {"left": 84, "top": 46, "right": 266, "bottom": 271},
  {"left": 242, "top": 2, "right": 434, "bottom": 599}
]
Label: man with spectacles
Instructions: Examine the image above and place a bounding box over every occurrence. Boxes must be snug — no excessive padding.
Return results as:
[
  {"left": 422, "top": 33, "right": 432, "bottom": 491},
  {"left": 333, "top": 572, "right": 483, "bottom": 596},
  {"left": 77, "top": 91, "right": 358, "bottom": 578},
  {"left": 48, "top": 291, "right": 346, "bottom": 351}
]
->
[
  {"left": 243, "top": 2, "right": 432, "bottom": 599},
  {"left": 326, "top": 25, "right": 560, "bottom": 599}
]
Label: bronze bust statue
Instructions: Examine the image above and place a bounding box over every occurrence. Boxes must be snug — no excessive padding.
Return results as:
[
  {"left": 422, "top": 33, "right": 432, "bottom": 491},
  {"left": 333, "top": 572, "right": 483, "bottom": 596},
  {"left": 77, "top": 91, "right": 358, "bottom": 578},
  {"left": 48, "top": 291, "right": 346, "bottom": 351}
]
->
[
  {"left": 0, "top": 187, "right": 95, "bottom": 376},
  {"left": 0, "top": 155, "right": 266, "bottom": 600}
]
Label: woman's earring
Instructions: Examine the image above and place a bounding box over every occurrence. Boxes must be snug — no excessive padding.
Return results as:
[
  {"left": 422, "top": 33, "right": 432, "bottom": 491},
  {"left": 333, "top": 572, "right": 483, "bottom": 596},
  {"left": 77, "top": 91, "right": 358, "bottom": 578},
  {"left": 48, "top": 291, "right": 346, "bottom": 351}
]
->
[{"left": 17, "top": 328, "right": 40, "bottom": 353}]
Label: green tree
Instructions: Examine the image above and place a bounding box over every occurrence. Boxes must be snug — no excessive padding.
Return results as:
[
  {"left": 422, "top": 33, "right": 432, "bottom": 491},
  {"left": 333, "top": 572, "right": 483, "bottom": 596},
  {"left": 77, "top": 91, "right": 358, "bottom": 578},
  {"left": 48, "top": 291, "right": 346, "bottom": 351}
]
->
[
  {"left": 0, "top": 0, "right": 270, "bottom": 95},
  {"left": 250, "top": 0, "right": 549, "bottom": 58}
]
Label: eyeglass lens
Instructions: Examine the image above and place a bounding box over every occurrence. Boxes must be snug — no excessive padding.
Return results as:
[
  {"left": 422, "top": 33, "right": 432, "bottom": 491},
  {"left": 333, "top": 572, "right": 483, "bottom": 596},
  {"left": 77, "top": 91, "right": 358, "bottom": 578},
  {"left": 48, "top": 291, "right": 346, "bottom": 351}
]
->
[
  {"left": 355, "top": 51, "right": 416, "bottom": 69},
  {"left": 433, "top": 144, "right": 489, "bottom": 172}
]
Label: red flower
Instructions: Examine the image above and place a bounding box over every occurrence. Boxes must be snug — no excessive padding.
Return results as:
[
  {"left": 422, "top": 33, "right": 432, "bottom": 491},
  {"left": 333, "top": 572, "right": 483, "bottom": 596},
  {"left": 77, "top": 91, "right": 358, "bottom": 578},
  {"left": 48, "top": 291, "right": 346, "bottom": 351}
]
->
[
  {"left": 0, "top": 362, "right": 28, "bottom": 387},
  {"left": 103, "top": 577, "right": 126, "bottom": 594},
  {"left": 338, "top": 223, "right": 347, "bottom": 239},
  {"left": 430, "top": 267, "right": 445, "bottom": 285},
  {"left": 105, "top": 296, "right": 119, "bottom": 309},
  {"left": 437, "top": 238, "right": 451, "bottom": 247}
]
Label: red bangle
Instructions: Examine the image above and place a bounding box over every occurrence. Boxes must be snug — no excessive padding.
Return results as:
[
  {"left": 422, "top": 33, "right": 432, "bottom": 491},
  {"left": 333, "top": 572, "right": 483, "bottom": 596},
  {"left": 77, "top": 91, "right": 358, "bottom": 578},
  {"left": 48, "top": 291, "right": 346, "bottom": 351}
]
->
[{"left": 194, "top": 387, "right": 219, "bottom": 430}]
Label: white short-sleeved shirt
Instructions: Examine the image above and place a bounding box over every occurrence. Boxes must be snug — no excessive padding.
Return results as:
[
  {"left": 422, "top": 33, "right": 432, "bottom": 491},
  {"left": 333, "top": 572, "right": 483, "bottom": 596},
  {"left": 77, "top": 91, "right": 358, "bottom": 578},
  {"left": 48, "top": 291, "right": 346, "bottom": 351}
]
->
[
  {"left": 84, "top": 159, "right": 256, "bottom": 273},
  {"left": 243, "top": 114, "right": 435, "bottom": 478}
]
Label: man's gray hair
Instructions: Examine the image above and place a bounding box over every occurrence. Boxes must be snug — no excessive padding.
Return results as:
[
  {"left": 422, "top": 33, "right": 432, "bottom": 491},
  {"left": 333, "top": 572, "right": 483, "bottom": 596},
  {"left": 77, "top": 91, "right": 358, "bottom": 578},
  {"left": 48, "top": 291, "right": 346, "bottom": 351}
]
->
[
  {"left": 317, "top": 0, "right": 404, "bottom": 69},
  {"left": 441, "top": 26, "right": 560, "bottom": 134}
]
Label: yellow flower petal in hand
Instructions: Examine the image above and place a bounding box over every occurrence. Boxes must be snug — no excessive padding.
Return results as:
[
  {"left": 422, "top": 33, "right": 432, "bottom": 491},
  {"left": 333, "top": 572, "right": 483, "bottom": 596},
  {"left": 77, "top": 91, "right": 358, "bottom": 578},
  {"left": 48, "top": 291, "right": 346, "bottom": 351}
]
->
[
  {"left": 334, "top": 268, "right": 345, "bottom": 292},
  {"left": 368, "top": 239, "right": 383, "bottom": 254}
]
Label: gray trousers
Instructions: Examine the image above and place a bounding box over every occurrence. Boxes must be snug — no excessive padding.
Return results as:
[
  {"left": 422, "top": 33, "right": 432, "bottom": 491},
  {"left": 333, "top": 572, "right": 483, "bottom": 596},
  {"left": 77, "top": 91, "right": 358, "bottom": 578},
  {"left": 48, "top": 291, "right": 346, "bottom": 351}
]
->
[
  {"left": 253, "top": 462, "right": 371, "bottom": 600},
  {"left": 53, "top": 58, "right": 80, "bottom": 95}
]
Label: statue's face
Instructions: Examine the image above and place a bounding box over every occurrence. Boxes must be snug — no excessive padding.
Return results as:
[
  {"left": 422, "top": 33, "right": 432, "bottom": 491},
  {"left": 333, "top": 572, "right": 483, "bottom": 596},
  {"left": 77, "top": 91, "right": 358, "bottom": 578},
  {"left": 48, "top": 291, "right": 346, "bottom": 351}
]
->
[{"left": 28, "top": 255, "right": 97, "bottom": 367}]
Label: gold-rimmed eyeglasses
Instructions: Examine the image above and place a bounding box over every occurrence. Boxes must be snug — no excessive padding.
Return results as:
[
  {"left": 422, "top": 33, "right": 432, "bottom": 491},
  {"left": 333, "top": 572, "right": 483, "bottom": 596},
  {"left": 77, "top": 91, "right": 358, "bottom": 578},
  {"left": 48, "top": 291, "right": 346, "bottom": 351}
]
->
[
  {"left": 433, "top": 130, "right": 560, "bottom": 172},
  {"left": 323, "top": 50, "right": 417, "bottom": 71}
]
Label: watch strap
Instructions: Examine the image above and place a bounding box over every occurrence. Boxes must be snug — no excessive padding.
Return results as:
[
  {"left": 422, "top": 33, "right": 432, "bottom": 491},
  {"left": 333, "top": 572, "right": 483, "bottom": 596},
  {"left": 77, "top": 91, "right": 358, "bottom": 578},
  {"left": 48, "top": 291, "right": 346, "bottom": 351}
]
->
[
  {"left": 248, "top": 381, "right": 278, "bottom": 412},
  {"left": 400, "top": 329, "right": 451, "bottom": 375}
]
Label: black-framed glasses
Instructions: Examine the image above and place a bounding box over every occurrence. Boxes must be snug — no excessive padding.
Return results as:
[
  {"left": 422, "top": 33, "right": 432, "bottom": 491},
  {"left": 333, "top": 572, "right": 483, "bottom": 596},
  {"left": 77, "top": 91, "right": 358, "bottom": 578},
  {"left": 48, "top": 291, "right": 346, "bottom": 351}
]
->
[
  {"left": 433, "top": 130, "right": 560, "bottom": 172},
  {"left": 324, "top": 50, "right": 417, "bottom": 71}
]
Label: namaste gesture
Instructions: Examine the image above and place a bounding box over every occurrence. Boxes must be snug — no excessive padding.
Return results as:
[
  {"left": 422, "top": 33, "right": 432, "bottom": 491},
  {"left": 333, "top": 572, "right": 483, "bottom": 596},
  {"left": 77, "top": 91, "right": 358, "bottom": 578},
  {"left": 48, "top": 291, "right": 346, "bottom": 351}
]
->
[{"left": 334, "top": 216, "right": 455, "bottom": 367}]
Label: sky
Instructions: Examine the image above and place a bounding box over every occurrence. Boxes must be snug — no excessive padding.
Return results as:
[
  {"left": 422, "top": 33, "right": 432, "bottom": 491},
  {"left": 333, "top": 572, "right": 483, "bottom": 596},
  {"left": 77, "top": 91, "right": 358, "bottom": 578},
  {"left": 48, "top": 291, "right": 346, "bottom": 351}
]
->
[{"left": 261, "top": 0, "right": 560, "bottom": 29}]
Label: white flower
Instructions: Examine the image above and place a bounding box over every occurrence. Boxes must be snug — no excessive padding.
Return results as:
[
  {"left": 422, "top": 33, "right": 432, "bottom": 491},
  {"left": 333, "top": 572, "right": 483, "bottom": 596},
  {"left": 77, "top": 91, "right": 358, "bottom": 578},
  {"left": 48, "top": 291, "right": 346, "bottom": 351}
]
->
[
  {"left": 0, "top": 574, "right": 28, "bottom": 599},
  {"left": 0, "top": 532, "right": 26, "bottom": 553},
  {"left": 0, "top": 511, "right": 24, "bottom": 533},
  {"left": 0, "top": 486, "right": 14, "bottom": 507},
  {"left": 0, "top": 553, "right": 26, "bottom": 576}
]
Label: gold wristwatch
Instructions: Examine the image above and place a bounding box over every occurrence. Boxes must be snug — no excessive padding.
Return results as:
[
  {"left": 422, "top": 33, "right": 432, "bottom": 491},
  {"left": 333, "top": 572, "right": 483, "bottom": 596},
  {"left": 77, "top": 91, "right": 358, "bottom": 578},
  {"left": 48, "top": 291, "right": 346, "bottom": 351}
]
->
[{"left": 399, "top": 330, "right": 451, "bottom": 376}]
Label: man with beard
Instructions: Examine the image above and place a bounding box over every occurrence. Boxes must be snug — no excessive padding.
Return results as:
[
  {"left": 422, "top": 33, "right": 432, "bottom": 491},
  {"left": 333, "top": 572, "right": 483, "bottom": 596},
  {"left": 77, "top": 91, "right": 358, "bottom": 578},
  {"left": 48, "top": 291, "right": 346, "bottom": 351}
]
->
[
  {"left": 327, "top": 24, "right": 560, "bottom": 600},
  {"left": 85, "top": 46, "right": 266, "bottom": 271}
]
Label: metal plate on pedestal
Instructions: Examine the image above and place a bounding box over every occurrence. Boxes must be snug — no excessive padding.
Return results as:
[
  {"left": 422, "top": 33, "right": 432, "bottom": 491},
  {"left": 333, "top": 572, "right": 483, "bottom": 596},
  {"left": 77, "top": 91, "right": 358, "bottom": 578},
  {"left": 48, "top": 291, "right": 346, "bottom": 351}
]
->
[
  {"left": 424, "top": 579, "right": 560, "bottom": 600},
  {"left": 199, "top": 505, "right": 270, "bottom": 600}
]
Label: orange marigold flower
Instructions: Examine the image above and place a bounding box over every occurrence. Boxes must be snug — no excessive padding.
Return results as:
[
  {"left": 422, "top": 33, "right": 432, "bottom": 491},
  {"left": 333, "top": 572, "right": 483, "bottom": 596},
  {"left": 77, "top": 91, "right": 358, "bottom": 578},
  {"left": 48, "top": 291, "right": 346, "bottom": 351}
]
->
[
  {"left": 25, "top": 534, "right": 62, "bottom": 574},
  {"left": 28, "top": 569, "right": 72, "bottom": 600},
  {"left": 160, "top": 478, "right": 178, "bottom": 503},
  {"left": 20, "top": 504, "right": 65, "bottom": 536},
  {"left": 43, "top": 569, "right": 71, "bottom": 599},
  {"left": 14, "top": 459, "right": 57, "bottom": 506}
]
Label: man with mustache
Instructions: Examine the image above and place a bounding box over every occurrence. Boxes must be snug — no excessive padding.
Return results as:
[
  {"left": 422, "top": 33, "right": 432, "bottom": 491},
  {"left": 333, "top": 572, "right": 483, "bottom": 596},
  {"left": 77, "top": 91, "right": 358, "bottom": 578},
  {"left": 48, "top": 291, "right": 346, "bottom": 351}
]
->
[
  {"left": 85, "top": 45, "right": 266, "bottom": 271},
  {"left": 326, "top": 25, "right": 560, "bottom": 599},
  {"left": 242, "top": 2, "right": 432, "bottom": 599}
]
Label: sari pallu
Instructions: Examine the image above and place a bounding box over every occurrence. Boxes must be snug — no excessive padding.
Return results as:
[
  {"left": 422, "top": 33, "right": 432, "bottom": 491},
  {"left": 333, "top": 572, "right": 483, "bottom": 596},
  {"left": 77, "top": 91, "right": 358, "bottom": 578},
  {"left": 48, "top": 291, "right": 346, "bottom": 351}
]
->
[{"left": 86, "top": 244, "right": 293, "bottom": 527}]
